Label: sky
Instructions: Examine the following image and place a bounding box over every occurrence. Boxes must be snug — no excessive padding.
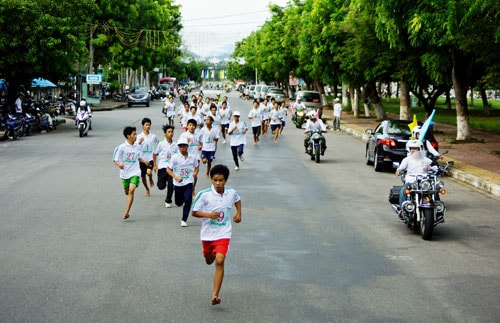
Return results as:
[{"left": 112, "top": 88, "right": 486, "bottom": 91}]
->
[{"left": 177, "top": 0, "right": 291, "bottom": 58}]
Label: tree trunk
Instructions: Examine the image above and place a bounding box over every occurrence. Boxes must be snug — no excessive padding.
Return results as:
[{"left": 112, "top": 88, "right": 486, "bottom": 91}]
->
[
  {"left": 451, "top": 51, "right": 472, "bottom": 140},
  {"left": 479, "top": 84, "right": 490, "bottom": 116},
  {"left": 399, "top": 80, "right": 411, "bottom": 120},
  {"left": 350, "top": 85, "right": 359, "bottom": 118},
  {"left": 361, "top": 85, "right": 370, "bottom": 117},
  {"left": 445, "top": 90, "right": 452, "bottom": 110},
  {"left": 342, "top": 83, "right": 348, "bottom": 108},
  {"left": 366, "top": 82, "right": 387, "bottom": 120}
]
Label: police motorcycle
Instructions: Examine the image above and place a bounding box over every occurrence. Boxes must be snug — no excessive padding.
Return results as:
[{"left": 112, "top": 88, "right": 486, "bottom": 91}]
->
[
  {"left": 306, "top": 129, "right": 326, "bottom": 163},
  {"left": 389, "top": 143, "right": 448, "bottom": 240},
  {"left": 76, "top": 100, "right": 91, "bottom": 137}
]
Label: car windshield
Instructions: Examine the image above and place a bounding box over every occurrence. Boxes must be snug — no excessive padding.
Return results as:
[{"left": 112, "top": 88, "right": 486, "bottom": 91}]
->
[
  {"left": 130, "top": 88, "right": 147, "bottom": 94},
  {"left": 269, "top": 89, "right": 284, "bottom": 94},
  {"left": 298, "top": 92, "right": 320, "bottom": 103},
  {"left": 387, "top": 122, "right": 411, "bottom": 136}
]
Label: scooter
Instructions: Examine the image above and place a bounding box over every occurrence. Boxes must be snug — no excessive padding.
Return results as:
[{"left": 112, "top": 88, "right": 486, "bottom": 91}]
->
[{"left": 76, "top": 110, "right": 90, "bottom": 137}]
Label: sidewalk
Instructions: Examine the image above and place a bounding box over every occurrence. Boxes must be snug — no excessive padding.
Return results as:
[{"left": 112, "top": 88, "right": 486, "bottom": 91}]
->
[
  {"left": 95, "top": 99, "right": 500, "bottom": 198},
  {"left": 321, "top": 108, "right": 500, "bottom": 198}
]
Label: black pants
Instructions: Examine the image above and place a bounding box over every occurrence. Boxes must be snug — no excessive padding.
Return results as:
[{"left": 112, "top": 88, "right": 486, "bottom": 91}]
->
[
  {"left": 174, "top": 183, "right": 193, "bottom": 222},
  {"left": 157, "top": 168, "right": 173, "bottom": 203},
  {"left": 231, "top": 144, "right": 244, "bottom": 167}
]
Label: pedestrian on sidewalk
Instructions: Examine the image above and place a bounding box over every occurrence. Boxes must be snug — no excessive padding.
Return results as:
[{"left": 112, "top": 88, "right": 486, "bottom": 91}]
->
[
  {"left": 333, "top": 98, "right": 342, "bottom": 131},
  {"left": 113, "top": 126, "right": 149, "bottom": 220},
  {"left": 167, "top": 137, "right": 200, "bottom": 227},
  {"left": 137, "top": 118, "right": 159, "bottom": 196},
  {"left": 192, "top": 164, "right": 242, "bottom": 306},
  {"left": 153, "top": 124, "right": 177, "bottom": 208},
  {"left": 228, "top": 111, "right": 248, "bottom": 171}
]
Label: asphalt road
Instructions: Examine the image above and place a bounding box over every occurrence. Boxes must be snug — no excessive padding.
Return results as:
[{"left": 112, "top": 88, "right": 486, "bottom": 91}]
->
[{"left": 1, "top": 91, "right": 499, "bottom": 322}]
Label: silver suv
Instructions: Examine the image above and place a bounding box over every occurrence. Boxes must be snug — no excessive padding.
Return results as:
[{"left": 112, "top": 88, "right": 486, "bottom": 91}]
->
[{"left": 294, "top": 90, "right": 322, "bottom": 111}]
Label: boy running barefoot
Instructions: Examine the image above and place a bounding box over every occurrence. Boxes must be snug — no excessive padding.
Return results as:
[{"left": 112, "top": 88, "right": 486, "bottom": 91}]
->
[
  {"left": 113, "top": 126, "right": 149, "bottom": 219},
  {"left": 137, "top": 118, "right": 159, "bottom": 196},
  {"left": 199, "top": 115, "right": 219, "bottom": 178},
  {"left": 192, "top": 164, "right": 242, "bottom": 306}
]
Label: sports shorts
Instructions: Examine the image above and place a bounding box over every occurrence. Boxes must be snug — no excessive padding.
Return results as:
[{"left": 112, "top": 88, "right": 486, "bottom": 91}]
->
[
  {"left": 121, "top": 176, "right": 140, "bottom": 189},
  {"left": 202, "top": 238, "right": 230, "bottom": 257}
]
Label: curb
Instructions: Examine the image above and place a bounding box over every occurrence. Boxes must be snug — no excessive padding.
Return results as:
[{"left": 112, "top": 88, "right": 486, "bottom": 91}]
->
[{"left": 333, "top": 121, "right": 500, "bottom": 198}]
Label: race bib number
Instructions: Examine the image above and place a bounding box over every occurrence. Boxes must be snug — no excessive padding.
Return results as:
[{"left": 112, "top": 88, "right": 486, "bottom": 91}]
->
[
  {"left": 179, "top": 167, "right": 190, "bottom": 179},
  {"left": 210, "top": 208, "right": 230, "bottom": 226}
]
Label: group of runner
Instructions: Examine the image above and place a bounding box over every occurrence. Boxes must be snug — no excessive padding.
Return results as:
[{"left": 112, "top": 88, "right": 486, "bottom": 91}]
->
[{"left": 112, "top": 92, "right": 248, "bottom": 307}]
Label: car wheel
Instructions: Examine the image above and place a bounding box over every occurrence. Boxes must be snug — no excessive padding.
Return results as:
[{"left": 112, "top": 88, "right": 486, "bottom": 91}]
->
[
  {"left": 374, "top": 150, "right": 384, "bottom": 172},
  {"left": 366, "top": 146, "right": 373, "bottom": 165}
]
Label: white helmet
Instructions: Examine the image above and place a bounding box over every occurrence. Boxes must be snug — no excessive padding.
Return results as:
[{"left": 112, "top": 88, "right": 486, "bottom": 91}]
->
[
  {"left": 408, "top": 139, "right": 423, "bottom": 150},
  {"left": 79, "top": 100, "right": 86, "bottom": 107},
  {"left": 308, "top": 111, "right": 316, "bottom": 119}
]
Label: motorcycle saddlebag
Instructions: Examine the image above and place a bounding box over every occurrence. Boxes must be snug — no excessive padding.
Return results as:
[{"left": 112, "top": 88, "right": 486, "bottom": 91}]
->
[{"left": 388, "top": 186, "right": 402, "bottom": 204}]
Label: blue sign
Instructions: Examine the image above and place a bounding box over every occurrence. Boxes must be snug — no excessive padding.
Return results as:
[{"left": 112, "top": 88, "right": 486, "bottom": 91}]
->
[{"left": 86, "top": 74, "right": 102, "bottom": 84}]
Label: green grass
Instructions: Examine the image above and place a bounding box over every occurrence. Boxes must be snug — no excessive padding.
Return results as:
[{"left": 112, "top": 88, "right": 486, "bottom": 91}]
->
[{"left": 328, "top": 95, "right": 500, "bottom": 133}]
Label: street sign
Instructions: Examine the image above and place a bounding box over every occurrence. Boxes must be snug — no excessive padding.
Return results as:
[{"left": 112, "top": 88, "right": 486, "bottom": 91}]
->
[{"left": 86, "top": 74, "right": 102, "bottom": 84}]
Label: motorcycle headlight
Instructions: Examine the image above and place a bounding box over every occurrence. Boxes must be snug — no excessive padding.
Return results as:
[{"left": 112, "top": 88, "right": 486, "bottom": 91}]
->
[
  {"left": 297, "top": 111, "right": 304, "bottom": 117},
  {"left": 435, "top": 201, "right": 446, "bottom": 213},
  {"left": 402, "top": 201, "right": 415, "bottom": 212},
  {"left": 410, "top": 182, "right": 419, "bottom": 190},
  {"left": 436, "top": 181, "right": 445, "bottom": 190},
  {"left": 420, "top": 180, "right": 432, "bottom": 191}
]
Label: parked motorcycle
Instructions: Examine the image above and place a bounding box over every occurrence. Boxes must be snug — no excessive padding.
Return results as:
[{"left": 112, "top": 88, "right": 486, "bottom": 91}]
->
[
  {"left": 65, "top": 100, "right": 76, "bottom": 116},
  {"left": 306, "top": 129, "right": 326, "bottom": 163},
  {"left": 3, "top": 113, "right": 25, "bottom": 140},
  {"left": 389, "top": 167, "right": 448, "bottom": 240},
  {"left": 76, "top": 109, "right": 90, "bottom": 137},
  {"left": 22, "top": 113, "right": 35, "bottom": 136}
]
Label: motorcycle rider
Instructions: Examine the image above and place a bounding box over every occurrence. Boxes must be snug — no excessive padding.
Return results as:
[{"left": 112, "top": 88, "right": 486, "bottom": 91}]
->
[
  {"left": 303, "top": 111, "right": 327, "bottom": 154},
  {"left": 408, "top": 126, "right": 440, "bottom": 158},
  {"left": 395, "top": 140, "right": 433, "bottom": 217},
  {"left": 77, "top": 99, "right": 92, "bottom": 130}
]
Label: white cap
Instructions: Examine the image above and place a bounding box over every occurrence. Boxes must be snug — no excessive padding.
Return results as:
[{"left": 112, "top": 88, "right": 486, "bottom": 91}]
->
[
  {"left": 233, "top": 111, "right": 241, "bottom": 116},
  {"left": 177, "top": 137, "right": 189, "bottom": 146}
]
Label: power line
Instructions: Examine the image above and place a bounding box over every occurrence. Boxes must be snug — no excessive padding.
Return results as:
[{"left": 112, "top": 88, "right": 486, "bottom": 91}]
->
[{"left": 183, "top": 9, "right": 268, "bottom": 21}]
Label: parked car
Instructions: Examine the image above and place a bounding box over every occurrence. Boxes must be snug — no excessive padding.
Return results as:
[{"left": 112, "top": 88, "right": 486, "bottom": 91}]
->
[
  {"left": 253, "top": 85, "right": 263, "bottom": 100},
  {"left": 290, "top": 90, "right": 322, "bottom": 120},
  {"left": 267, "top": 88, "right": 286, "bottom": 103},
  {"left": 259, "top": 85, "right": 270, "bottom": 100},
  {"left": 365, "top": 120, "right": 438, "bottom": 172},
  {"left": 247, "top": 85, "right": 256, "bottom": 99},
  {"left": 127, "top": 87, "right": 150, "bottom": 107}
]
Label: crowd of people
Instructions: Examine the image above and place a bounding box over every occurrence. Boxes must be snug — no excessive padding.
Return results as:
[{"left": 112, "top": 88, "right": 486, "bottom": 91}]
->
[{"left": 111, "top": 92, "right": 293, "bottom": 306}]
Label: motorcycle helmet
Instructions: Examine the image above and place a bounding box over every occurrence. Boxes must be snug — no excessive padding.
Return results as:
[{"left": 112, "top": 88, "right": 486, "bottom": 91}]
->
[
  {"left": 407, "top": 139, "right": 423, "bottom": 150},
  {"left": 79, "top": 100, "right": 86, "bottom": 107},
  {"left": 308, "top": 111, "right": 317, "bottom": 119},
  {"left": 411, "top": 126, "right": 421, "bottom": 139}
]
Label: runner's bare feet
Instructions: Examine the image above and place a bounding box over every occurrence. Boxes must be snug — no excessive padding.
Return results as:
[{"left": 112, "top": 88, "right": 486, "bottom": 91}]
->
[
  {"left": 123, "top": 213, "right": 129, "bottom": 219},
  {"left": 145, "top": 189, "right": 150, "bottom": 196},
  {"left": 211, "top": 296, "right": 221, "bottom": 305}
]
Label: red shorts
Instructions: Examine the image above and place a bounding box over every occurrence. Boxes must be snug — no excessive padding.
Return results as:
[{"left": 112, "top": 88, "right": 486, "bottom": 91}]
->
[{"left": 202, "top": 238, "right": 230, "bottom": 257}]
